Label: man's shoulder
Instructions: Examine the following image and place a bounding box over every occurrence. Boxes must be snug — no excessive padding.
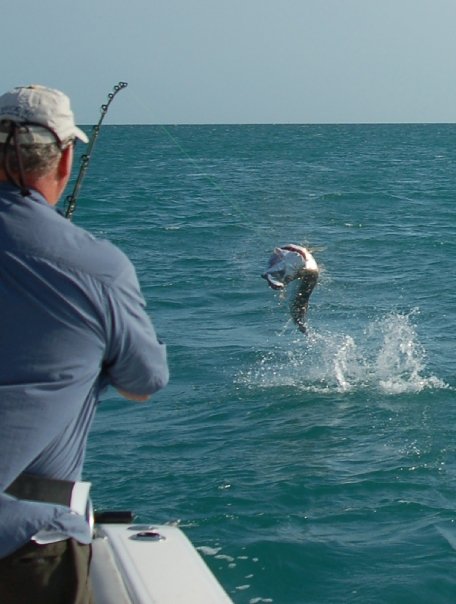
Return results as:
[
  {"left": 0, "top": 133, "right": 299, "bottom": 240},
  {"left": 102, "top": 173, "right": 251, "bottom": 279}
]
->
[
  {"left": 10, "top": 204, "right": 130, "bottom": 287},
  {"left": 0, "top": 186, "right": 134, "bottom": 287},
  {"left": 55, "top": 217, "right": 133, "bottom": 286}
]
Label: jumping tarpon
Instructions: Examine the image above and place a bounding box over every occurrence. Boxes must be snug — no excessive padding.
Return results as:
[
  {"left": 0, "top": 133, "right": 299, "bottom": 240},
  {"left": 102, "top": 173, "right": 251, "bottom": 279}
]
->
[{"left": 262, "top": 244, "right": 319, "bottom": 333}]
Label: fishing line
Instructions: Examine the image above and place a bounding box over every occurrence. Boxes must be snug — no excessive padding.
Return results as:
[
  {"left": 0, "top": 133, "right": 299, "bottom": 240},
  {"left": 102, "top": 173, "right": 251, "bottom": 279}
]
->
[
  {"left": 64, "top": 81, "right": 128, "bottom": 220},
  {"left": 128, "top": 92, "right": 325, "bottom": 258},
  {"left": 127, "top": 89, "right": 257, "bottom": 227},
  {"left": 129, "top": 90, "right": 324, "bottom": 333},
  {"left": 129, "top": 90, "right": 326, "bottom": 317}
]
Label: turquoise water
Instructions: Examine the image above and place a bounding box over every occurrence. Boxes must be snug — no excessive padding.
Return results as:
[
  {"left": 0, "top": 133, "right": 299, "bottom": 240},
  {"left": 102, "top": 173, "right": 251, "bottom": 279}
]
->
[{"left": 74, "top": 124, "right": 456, "bottom": 603}]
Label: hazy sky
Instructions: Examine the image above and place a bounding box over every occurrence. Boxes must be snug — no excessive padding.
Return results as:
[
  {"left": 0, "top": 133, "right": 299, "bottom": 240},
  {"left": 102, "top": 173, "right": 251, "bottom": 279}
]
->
[{"left": 4, "top": 0, "right": 456, "bottom": 124}]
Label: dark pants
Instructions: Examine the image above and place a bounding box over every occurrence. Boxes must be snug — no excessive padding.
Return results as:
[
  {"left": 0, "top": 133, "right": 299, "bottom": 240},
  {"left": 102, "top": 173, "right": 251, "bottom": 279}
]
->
[{"left": 0, "top": 539, "right": 93, "bottom": 604}]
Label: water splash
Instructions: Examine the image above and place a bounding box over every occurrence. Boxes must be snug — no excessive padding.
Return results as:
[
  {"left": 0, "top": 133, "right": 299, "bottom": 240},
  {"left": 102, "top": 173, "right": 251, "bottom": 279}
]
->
[
  {"left": 332, "top": 335, "right": 360, "bottom": 391},
  {"left": 370, "top": 312, "right": 444, "bottom": 394},
  {"left": 238, "top": 312, "right": 447, "bottom": 394}
]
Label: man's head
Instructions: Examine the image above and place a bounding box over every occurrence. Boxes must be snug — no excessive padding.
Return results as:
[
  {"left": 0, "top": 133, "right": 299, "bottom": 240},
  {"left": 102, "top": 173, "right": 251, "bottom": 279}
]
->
[{"left": 0, "top": 85, "right": 88, "bottom": 203}]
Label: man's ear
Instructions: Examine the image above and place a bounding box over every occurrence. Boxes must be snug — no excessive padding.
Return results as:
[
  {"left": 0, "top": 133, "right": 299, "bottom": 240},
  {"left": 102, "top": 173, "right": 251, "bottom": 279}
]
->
[{"left": 58, "top": 145, "right": 73, "bottom": 181}]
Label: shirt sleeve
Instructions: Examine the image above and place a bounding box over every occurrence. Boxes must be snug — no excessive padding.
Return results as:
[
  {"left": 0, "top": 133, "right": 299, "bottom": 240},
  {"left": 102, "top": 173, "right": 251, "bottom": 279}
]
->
[
  {"left": 102, "top": 258, "right": 169, "bottom": 396},
  {"left": 0, "top": 492, "right": 92, "bottom": 558}
]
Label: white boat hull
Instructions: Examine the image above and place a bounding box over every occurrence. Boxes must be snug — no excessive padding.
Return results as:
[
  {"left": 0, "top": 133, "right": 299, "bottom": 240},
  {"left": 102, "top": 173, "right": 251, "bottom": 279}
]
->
[{"left": 91, "top": 523, "right": 233, "bottom": 604}]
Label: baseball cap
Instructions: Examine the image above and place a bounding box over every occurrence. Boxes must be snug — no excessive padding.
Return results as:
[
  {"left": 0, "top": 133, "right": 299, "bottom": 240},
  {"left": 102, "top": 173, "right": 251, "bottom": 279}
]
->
[{"left": 0, "top": 84, "right": 89, "bottom": 145}]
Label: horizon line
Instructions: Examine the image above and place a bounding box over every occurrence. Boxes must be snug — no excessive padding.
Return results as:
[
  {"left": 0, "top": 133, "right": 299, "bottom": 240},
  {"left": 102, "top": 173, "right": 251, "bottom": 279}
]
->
[{"left": 79, "top": 121, "right": 456, "bottom": 127}]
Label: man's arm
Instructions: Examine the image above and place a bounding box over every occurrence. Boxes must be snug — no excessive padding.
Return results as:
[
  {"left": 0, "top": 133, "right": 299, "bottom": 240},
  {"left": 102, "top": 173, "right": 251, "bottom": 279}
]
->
[{"left": 103, "top": 258, "right": 169, "bottom": 400}]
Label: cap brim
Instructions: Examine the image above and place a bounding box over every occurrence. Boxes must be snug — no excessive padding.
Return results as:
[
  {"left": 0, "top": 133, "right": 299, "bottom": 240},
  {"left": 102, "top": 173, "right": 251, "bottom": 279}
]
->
[{"left": 74, "top": 126, "right": 89, "bottom": 144}]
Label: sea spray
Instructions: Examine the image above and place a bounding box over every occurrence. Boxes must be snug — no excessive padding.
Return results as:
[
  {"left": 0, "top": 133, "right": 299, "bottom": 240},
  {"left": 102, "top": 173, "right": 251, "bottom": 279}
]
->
[{"left": 237, "top": 312, "right": 447, "bottom": 394}]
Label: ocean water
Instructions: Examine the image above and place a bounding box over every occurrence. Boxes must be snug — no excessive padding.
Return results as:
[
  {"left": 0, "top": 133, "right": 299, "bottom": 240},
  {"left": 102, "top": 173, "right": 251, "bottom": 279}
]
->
[{"left": 72, "top": 123, "right": 456, "bottom": 604}]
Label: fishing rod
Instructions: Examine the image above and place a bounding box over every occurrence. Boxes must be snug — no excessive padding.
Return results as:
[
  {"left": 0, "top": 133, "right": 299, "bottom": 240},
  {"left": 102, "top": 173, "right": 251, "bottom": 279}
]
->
[{"left": 64, "top": 81, "right": 128, "bottom": 220}]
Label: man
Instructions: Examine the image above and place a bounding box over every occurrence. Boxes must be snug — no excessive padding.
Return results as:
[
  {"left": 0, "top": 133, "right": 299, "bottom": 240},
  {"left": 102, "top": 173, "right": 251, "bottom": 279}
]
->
[{"left": 0, "top": 85, "right": 169, "bottom": 603}]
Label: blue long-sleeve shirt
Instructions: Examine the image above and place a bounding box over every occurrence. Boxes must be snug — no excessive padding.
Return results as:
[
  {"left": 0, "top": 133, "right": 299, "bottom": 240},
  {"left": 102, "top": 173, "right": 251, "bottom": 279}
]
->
[{"left": 0, "top": 183, "right": 169, "bottom": 557}]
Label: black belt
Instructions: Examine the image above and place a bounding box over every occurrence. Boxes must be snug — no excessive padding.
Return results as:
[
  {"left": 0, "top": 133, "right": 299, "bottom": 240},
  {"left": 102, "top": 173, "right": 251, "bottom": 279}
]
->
[
  {"left": 7, "top": 473, "right": 78, "bottom": 506},
  {"left": 5, "top": 473, "right": 92, "bottom": 523}
]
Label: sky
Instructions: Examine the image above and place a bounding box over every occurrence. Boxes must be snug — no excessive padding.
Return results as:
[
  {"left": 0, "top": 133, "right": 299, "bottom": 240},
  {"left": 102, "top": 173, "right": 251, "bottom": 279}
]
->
[{"left": 4, "top": 0, "right": 456, "bottom": 124}]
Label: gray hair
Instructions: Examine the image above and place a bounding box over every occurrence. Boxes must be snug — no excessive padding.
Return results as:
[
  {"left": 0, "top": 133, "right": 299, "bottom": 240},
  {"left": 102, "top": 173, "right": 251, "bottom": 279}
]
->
[
  {"left": 0, "top": 143, "right": 62, "bottom": 176},
  {"left": 0, "top": 121, "right": 72, "bottom": 177}
]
